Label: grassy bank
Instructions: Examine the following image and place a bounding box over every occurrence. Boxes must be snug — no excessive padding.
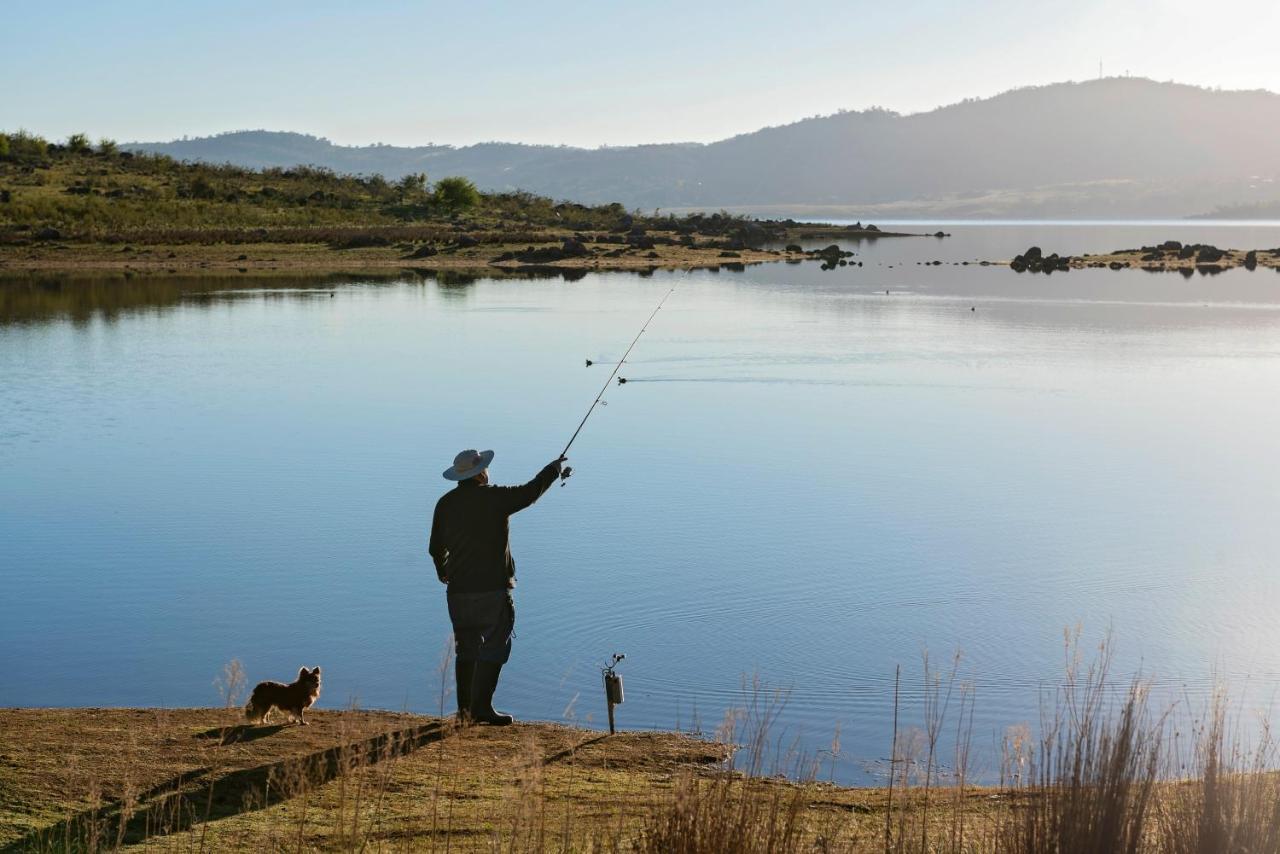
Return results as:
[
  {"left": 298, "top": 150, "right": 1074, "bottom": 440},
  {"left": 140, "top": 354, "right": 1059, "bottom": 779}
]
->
[
  {"left": 4, "top": 651, "right": 1280, "bottom": 852},
  {"left": 0, "top": 707, "right": 910, "bottom": 852}
]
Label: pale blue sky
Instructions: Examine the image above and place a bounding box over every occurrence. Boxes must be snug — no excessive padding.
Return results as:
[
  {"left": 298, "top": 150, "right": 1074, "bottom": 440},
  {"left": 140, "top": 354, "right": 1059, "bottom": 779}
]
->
[{"left": 4, "top": 0, "right": 1278, "bottom": 147}]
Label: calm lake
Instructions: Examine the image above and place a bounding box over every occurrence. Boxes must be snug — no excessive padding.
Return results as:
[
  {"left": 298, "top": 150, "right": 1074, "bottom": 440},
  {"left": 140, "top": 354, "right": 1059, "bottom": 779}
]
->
[{"left": 4, "top": 222, "right": 1280, "bottom": 784}]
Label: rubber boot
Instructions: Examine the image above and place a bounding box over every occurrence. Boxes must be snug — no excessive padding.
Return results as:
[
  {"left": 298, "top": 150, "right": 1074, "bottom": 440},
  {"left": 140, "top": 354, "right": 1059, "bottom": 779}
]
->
[
  {"left": 455, "top": 657, "right": 476, "bottom": 724},
  {"left": 469, "top": 661, "right": 514, "bottom": 725}
]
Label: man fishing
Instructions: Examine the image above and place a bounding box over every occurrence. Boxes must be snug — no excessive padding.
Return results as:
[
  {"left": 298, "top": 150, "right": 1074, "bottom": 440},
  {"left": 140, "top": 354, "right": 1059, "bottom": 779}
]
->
[{"left": 430, "top": 449, "right": 564, "bottom": 725}]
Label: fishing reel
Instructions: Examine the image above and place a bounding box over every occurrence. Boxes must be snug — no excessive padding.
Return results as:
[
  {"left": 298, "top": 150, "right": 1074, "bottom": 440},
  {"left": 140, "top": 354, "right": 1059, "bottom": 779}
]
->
[
  {"left": 559, "top": 465, "right": 573, "bottom": 486},
  {"left": 602, "top": 653, "right": 625, "bottom": 733}
]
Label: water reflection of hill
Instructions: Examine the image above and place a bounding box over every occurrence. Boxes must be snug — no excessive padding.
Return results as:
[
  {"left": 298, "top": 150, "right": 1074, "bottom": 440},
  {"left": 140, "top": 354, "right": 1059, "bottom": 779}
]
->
[{"left": 0, "top": 267, "right": 594, "bottom": 325}]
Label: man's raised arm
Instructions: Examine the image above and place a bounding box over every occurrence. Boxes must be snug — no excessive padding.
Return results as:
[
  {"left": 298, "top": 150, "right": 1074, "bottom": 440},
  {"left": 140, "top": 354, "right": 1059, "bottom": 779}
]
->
[{"left": 495, "top": 457, "right": 564, "bottom": 515}]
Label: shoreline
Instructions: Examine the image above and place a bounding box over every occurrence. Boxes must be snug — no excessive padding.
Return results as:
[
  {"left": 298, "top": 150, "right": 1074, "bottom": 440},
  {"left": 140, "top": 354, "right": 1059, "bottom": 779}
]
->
[
  {"left": 5, "top": 235, "right": 1280, "bottom": 280},
  {"left": 0, "top": 239, "right": 792, "bottom": 276},
  {"left": 0, "top": 225, "right": 934, "bottom": 277},
  {"left": 0, "top": 707, "right": 936, "bottom": 851}
]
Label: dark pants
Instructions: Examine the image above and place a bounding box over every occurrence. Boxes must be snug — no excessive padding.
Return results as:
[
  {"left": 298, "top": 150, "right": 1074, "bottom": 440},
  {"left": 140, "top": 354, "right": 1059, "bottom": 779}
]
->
[{"left": 447, "top": 590, "right": 514, "bottom": 665}]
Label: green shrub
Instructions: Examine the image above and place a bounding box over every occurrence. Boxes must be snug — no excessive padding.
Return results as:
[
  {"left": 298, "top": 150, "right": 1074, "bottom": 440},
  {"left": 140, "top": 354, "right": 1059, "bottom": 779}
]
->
[
  {"left": 434, "top": 176, "right": 480, "bottom": 215},
  {"left": 187, "top": 175, "right": 218, "bottom": 200},
  {"left": 66, "top": 132, "right": 91, "bottom": 153},
  {"left": 3, "top": 129, "right": 48, "bottom": 162},
  {"left": 97, "top": 138, "right": 118, "bottom": 156}
]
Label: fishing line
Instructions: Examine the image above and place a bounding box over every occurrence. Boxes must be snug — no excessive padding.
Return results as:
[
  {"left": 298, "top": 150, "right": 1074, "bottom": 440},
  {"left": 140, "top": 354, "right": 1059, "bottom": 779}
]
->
[{"left": 557, "top": 279, "right": 681, "bottom": 483}]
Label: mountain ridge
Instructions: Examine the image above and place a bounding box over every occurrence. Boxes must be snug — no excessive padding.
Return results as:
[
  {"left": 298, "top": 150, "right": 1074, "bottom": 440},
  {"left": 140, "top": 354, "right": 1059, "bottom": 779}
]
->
[{"left": 126, "top": 78, "right": 1280, "bottom": 218}]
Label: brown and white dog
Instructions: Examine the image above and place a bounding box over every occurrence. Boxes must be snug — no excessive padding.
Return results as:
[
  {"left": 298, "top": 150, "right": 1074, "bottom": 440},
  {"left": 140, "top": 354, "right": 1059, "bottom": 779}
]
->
[{"left": 244, "top": 666, "right": 321, "bottom": 725}]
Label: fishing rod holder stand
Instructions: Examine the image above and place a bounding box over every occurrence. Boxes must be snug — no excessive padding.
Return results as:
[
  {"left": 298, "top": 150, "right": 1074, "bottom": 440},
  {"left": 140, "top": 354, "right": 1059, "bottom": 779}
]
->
[{"left": 602, "top": 653, "right": 625, "bottom": 734}]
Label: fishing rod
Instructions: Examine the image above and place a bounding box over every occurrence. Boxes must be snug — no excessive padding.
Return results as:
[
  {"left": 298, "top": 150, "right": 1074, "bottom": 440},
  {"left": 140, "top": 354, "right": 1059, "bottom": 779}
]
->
[{"left": 557, "top": 282, "right": 679, "bottom": 484}]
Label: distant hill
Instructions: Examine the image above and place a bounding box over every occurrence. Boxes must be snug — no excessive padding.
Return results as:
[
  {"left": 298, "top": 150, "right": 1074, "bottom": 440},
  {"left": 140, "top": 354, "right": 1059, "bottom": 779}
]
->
[{"left": 128, "top": 79, "right": 1280, "bottom": 218}]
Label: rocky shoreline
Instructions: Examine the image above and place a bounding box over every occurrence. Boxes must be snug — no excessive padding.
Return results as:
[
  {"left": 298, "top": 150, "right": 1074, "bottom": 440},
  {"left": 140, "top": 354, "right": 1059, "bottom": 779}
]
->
[
  {"left": 12, "top": 229, "right": 1275, "bottom": 282},
  {"left": 999, "top": 242, "right": 1280, "bottom": 274},
  {"left": 0, "top": 223, "right": 936, "bottom": 276}
]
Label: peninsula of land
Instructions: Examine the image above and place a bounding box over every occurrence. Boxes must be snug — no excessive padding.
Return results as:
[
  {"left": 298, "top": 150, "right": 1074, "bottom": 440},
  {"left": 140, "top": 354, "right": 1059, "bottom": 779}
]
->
[{"left": 0, "top": 131, "right": 930, "bottom": 278}]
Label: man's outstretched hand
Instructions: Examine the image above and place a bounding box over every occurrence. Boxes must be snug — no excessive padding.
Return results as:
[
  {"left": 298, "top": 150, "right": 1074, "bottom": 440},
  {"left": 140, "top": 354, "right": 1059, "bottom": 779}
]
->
[{"left": 552, "top": 455, "right": 568, "bottom": 476}]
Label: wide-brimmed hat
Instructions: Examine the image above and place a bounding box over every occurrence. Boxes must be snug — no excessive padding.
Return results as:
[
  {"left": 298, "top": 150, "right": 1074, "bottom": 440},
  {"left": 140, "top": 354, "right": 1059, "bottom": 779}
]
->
[{"left": 443, "top": 448, "right": 494, "bottom": 481}]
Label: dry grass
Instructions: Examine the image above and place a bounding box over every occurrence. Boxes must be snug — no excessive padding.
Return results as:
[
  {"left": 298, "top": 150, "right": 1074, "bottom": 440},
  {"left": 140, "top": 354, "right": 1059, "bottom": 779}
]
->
[
  {"left": 3, "top": 634, "right": 1278, "bottom": 851},
  {"left": 0, "top": 708, "right": 728, "bottom": 852}
]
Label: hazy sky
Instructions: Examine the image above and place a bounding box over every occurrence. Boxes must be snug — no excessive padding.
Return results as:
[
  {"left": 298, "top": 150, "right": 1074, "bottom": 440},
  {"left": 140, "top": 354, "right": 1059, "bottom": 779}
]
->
[{"left": 5, "top": 0, "right": 1278, "bottom": 148}]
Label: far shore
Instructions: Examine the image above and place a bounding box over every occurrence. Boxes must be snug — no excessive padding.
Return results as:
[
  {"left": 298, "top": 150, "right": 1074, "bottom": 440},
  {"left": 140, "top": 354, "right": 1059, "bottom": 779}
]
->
[
  {"left": 5, "top": 231, "right": 1280, "bottom": 281},
  {"left": 0, "top": 237, "right": 794, "bottom": 276},
  {"left": 0, "top": 223, "right": 937, "bottom": 277}
]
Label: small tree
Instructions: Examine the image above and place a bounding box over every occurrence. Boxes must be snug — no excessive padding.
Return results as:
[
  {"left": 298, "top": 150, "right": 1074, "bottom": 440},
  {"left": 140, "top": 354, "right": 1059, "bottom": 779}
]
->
[
  {"left": 10, "top": 130, "right": 48, "bottom": 162},
  {"left": 396, "top": 171, "right": 427, "bottom": 203},
  {"left": 66, "top": 132, "right": 91, "bottom": 153},
  {"left": 364, "top": 173, "right": 392, "bottom": 200},
  {"left": 97, "top": 137, "right": 118, "bottom": 156},
  {"left": 434, "top": 176, "right": 480, "bottom": 215}
]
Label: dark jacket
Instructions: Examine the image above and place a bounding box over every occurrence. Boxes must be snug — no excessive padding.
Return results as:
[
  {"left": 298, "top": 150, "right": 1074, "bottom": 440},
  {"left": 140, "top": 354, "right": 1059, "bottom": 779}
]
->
[{"left": 429, "top": 462, "right": 560, "bottom": 593}]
